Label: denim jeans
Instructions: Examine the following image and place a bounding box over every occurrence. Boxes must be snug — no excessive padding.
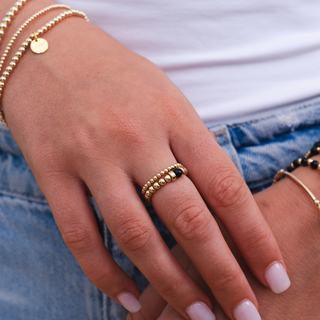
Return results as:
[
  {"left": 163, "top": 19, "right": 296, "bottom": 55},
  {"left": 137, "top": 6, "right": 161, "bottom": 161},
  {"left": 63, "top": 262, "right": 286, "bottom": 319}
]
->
[{"left": 1, "top": 95, "right": 320, "bottom": 320}]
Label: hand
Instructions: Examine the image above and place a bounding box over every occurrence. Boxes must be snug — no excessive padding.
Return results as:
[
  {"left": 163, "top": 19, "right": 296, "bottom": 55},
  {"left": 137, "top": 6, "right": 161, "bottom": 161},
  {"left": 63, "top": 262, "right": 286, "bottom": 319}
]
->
[
  {"left": 134, "top": 156, "right": 320, "bottom": 319},
  {"left": 1, "top": 1, "right": 286, "bottom": 318}
]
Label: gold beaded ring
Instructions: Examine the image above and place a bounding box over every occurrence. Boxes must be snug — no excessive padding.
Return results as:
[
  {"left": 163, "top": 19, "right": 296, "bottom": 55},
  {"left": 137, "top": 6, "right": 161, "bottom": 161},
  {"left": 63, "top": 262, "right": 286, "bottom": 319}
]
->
[
  {"left": 0, "top": 4, "right": 71, "bottom": 76},
  {"left": 0, "top": 9, "right": 89, "bottom": 126},
  {"left": 142, "top": 163, "right": 188, "bottom": 202},
  {"left": 0, "top": 0, "right": 29, "bottom": 45}
]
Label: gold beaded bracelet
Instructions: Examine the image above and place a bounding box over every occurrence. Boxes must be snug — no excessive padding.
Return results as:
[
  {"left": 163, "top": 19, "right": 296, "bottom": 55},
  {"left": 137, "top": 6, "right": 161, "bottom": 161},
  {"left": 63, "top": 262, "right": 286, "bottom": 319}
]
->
[
  {"left": 0, "top": 4, "right": 71, "bottom": 75},
  {"left": 142, "top": 164, "right": 188, "bottom": 202},
  {"left": 0, "top": 9, "right": 89, "bottom": 126},
  {"left": 273, "top": 169, "right": 320, "bottom": 213},
  {"left": 0, "top": 0, "right": 29, "bottom": 45}
]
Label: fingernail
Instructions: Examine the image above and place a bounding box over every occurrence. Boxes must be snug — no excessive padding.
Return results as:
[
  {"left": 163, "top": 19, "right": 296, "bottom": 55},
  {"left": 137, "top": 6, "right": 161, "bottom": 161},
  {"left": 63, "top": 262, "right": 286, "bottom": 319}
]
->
[
  {"left": 186, "top": 302, "right": 216, "bottom": 320},
  {"left": 265, "top": 262, "right": 291, "bottom": 293},
  {"left": 117, "top": 292, "right": 141, "bottom": 313},
  {"left": 233, "top": 300, "right": 261, "bottom": 320}
]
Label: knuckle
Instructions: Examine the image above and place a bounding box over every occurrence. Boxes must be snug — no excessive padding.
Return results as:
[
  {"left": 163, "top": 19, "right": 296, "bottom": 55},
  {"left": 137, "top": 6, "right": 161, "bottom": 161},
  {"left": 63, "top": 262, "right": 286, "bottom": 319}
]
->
[
  {"left": 244, "top": 225, "right": 271, "bottom": 253},
  {"left": 62, "top": 224, "right": 94, "bottom": 253},
  {"left": 211, "top": 172, "right": 246, "bottom": 209},
  {"left": 213, "top": 266, "right": 243, "bottom": 292},
  {"left": 159, "top": 274, "right": 185, "bottom": 298},
  {"left": 171, "top": 198, "right": 211, "bottom": 242},
  {"left": 116, "top": 218, "right": 153, "bottom": 252}
]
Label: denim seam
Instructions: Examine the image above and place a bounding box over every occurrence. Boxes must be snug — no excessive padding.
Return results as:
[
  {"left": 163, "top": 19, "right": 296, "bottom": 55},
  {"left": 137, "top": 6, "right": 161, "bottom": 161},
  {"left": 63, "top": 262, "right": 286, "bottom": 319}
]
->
[
  {"left": 228, "top": 100, "right": 320, "bottom": 129},
  {"left": 0, "top": 189, "right": 47, "bottom": 204}
]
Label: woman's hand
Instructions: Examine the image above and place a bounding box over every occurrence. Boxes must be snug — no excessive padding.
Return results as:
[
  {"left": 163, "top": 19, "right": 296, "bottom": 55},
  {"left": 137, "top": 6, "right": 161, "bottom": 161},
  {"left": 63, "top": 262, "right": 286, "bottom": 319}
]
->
[
  {"left": 134, "top": 156, "right": 320, "bottom": 319},
  {"left": 1, "top": 1, "right": 287, "bottom": 318}
]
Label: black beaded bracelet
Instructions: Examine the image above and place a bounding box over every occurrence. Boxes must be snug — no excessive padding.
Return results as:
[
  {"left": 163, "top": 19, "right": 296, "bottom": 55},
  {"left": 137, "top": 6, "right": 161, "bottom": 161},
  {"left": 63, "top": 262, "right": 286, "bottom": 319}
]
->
[{"left": 287, "top": 140, "right": 320, "bottom": 173}]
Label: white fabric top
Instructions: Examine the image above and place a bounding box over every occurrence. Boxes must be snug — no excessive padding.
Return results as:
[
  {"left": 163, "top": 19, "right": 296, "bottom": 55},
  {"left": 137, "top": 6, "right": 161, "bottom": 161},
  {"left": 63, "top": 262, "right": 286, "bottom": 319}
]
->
[{"left": 60, "top": 0, "right": 320, "bottom": 124}]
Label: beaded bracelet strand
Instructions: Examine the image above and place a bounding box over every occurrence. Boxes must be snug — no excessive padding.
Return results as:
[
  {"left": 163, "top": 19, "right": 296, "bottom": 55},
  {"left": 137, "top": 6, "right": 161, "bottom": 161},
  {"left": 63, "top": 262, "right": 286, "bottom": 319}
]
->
[
  {"left": 0, "top": 9, "right": 89, "bottom": 127},
  {"left": 286, "top": 140, "right": 320, "bottom": 173},
  {"left": 0, "top": 0, "right": 28, "bottom": 45},
  {"left": 0, "top": 4, "right": 71, "bottom": 75}
]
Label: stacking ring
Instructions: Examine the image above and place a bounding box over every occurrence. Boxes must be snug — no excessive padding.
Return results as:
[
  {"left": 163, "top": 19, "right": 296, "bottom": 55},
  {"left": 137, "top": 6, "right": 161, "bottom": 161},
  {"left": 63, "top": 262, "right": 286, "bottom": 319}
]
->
[{"left": 142, "top": 163, "right": 188, "bottom": 202}]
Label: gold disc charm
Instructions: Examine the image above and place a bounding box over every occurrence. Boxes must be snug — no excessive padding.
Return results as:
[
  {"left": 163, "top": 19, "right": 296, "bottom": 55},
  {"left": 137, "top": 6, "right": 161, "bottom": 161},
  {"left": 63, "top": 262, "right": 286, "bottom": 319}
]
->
[{"left": 30, "top": 38, "right": 49, "bottom": 54}]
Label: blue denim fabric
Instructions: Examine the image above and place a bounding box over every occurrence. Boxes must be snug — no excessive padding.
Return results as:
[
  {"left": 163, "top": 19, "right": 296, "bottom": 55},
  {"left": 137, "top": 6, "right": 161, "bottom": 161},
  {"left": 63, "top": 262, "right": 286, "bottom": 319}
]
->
[{"left": 1, "top": 95, "right": 320, "bottom": 319}]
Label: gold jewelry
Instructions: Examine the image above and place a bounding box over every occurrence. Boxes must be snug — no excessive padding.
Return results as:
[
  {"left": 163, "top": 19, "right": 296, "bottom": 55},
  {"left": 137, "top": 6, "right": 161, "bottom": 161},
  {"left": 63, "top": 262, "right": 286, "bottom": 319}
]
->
[
  {"left": 0, "top": 0, "right": 28, "bottom": 45},
  {"left": 0, "top": 9, "right": 89, "bottom": 126},
  {"left": 273, "top": 169, "right": 320, "bottom": 212},
  {"left": 142, "top": 163, "right": 188, "bottom": 202},
  {"left": 0, "top": 4, "right": 71, "bottom": 75}
]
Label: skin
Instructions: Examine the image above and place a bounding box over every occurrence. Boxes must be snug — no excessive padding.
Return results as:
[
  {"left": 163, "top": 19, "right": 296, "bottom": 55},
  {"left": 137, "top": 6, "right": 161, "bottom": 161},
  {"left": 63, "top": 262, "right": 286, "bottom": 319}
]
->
[
  {"left": 0, "top": 0, "right": 289, "bottom": 318},
  {"left": 132, "top": 155, "right": 320, "bottom": 319}
]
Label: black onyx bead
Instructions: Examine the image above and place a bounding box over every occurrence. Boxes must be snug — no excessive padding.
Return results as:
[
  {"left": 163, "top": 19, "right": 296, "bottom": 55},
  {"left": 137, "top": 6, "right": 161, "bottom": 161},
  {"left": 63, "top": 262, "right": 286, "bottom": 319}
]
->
[
  {"left": 311, "top": 160, "right": 319, "bottom": 169},
  {"left": 293, "top": 159, "right": 300, "bottom": 168},
  {"left": 287, "top": 166, "right": 294, "bottom": 172},
  {"left": 313, "top": 141, "right": 320, "bottom": 148},
  {"left": 301, "top": 158, "right": 309, "bottom": 166},
  {"left": 310, "top": 147, "right": 320, "bottom": 156},
  {"left": 173, "top": 168, "right": 183, "bottom": 178}
]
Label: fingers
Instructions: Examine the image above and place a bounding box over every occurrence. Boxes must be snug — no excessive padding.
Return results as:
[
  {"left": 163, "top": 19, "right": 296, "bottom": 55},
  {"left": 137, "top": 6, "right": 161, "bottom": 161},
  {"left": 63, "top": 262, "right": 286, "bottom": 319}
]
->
[
  {"left": 128, "top": 150, "right": 259, "bottom": 320},
  {"left": 171, "top": 123, "right": 290, "bottom": 292},
  {"left": 40, "top": 174, "right": 141, "bottom": 313},
  {"left": 85, "top": 168, "right": 215, "bottom": 320},
  {"left": 150, "top": 172, "right": 259, "bottom": 320}
]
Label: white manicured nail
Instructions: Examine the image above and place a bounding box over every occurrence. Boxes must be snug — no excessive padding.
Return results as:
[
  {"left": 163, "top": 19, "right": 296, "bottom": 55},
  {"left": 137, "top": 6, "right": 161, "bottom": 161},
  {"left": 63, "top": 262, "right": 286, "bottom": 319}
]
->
[
  {"left": 186, "top": 302, "right": 216, "bottom": 320},
  {"left": 234, "top": 300, "right": 261, "bottom": 320},
  {"left": 265, "top": 262, "right": 291, "bottom": 293},
  {"left": 117, "top": 292, "right": 141, "bottom": 313}
]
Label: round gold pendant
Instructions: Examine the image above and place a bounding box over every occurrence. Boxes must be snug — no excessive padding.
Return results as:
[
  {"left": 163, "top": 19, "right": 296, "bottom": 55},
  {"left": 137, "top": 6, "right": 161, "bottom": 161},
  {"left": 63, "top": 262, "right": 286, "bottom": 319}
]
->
[{"left": 30, "top": 38, "right": 49, "bottom": 54}]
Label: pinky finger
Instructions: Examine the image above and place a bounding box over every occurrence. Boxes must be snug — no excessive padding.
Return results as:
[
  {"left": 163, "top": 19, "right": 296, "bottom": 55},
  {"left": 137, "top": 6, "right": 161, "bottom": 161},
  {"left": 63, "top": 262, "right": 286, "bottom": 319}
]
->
[{"left": 42, "top": 175, "right": 141, "bottom": 313}]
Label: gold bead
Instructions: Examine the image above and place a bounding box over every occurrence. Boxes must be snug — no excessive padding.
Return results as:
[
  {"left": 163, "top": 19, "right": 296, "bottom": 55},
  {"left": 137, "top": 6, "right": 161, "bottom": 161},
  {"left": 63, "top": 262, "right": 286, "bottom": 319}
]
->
[
  {"left": 164, "top": 175, "right": 172, "bottom": 182},
  {"left": 147, "top": 181, "right": 151, "bottom": 187},
  {"left": 314, "top": 200, "right": 320, "bottom": 206},
  {"left": 15, "top": 51, "right": 22, "bottom": 57},
  {"left": 20, "top": 0, "right": 27, "bottom": 3},
  {"left": 0, "top": 77, "right": 6, "bottom": 82},
  {"left": 3, "top": 71, "right": 9, "bottom": 77},
  {"left": 145, "top": 190, "right": 152, "bottom": 197},
  {"left": 156, "top": 173, "right": 161, "bottom": 179},
  {"left": 0, "top": 23, "right": 7, "bottom": 31},
  {"left": 6, "top": 66, "right": 13, "bottom": 72},
  {"left": 12, "top": 56, "right": 19, "bottom": 62},
  {"left": 159, "top": 178, "right": 166, "bottom": 186},
  {"left": 41, "top": 26, "right": 47, "bottom": 32},
  {"left": 21, "top": 42, "right": 28, "bottom": 48},
  {"left": 297, "top": 158, "right": 302, "bottom": 165},
  {"left": 18, "top": 47, "right": 26, "bottom": 53},
  {"left": 150, "top": 179, "right": 154, "bottom": 184},
  {"left": 164, "top": 169, "right": 168, "bottom": 173},
  {"left": 160, "top": 171, "right": 165, "bottom": 176},
  {"left": 6, "top": 11, "right": 15, "bottom": 18},
  {"left": 153, "top": 182, "right": 160, "bottom": 190},
  {"left": 14, "top": 2, "right": 23, "bottom": 8},
  {"left": 149, "top": 186, "right": 156, "bottom": 194},
  {"left": 26, "top": 38, "right": 32, "bottom": 43},
  {"left": 0, "top": 30, "right": 4, "bottom": 36},
  {"left": 307, "top": 158, "right": 313, "bottom": 164},
  {"left": 0, "top": 82, "right": 4, "bottom": 88},
  {"left": 10, "top": 7, "right": 19, "bottom": 13},
  {"left": 153, "top": 176, "right": 157, "bottom": 181},
  {"left": 168, "top": 171, "right": 177, "bottom": 181},
  {"left": 3, "top": 17, "right": 11, "bottom": 25},
  {"left": 45, "top": 23, "right": 52, "bottom": 29},
  {"left": 53, "top": 18, "right": 59, "bottom": 23}
]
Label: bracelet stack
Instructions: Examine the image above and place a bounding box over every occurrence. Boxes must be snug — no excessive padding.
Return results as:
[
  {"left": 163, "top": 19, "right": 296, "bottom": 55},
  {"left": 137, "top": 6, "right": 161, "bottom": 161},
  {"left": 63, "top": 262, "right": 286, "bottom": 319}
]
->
[
  {"left": 0, "top": 0, "right": 28, "bottom": 44},
  {"left": 0, "top": 1, "right": 89, "bottom": 127},
  {"left": 273, "top": 140, "right": 320, "bottom": 214},
  {"left": 142, "top": 163, "right": 188, "bottom": 202}
]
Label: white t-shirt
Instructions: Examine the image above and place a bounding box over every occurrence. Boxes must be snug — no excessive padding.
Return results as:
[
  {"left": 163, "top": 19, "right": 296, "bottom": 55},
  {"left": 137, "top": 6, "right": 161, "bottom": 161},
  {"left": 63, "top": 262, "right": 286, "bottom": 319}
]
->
[{"left": 60, "top": 0, "right": 320, "bottom": 124}]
